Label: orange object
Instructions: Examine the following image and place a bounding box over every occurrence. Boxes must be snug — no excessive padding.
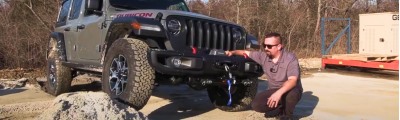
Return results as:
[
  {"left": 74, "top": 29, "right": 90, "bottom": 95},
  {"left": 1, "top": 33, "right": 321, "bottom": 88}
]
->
[
  {"left": 322, "top": 58, "right": 398, "bottom": 71},
  {"left": 131, "top": 22, "right": 141, "bottom": 30}
]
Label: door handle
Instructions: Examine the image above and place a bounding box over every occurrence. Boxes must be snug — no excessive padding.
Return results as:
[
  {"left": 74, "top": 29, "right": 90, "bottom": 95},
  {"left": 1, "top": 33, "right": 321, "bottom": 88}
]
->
[
  {"left": 64, "top": 27, "right": 71, "bottom": 31},
  {"left": 77, "top": 24, "right": 85, "bottom": 29}
]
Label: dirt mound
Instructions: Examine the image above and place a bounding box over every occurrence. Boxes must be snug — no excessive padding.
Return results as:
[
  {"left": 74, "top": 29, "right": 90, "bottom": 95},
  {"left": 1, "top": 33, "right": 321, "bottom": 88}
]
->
[{"left": 37, "top": 92, "right": 148, "bottom": 120}]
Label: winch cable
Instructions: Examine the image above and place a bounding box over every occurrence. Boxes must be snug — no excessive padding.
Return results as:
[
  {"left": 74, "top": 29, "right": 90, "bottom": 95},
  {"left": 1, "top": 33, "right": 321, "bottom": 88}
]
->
[
  {"left": 224, "top": 64, "right": 234, "bottom": 106},
  {"left": 227, "top": 79, "right": 232, "bottom": 106}
]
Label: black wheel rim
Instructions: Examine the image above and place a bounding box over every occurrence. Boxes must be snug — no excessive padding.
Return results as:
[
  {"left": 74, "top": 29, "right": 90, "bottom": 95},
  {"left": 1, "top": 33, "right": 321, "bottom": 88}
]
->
[
  {"left": 210, "top": 85, "right": 241, "bottom": 105},
  {"left": 109, "top": 54, "right": 128, "bottom": 96},
  {"left": 48, "top": 60, "right": 56, "bottom": 87},
  {"left": 219, "top": 85, "right": 238, "bottom": 94}
]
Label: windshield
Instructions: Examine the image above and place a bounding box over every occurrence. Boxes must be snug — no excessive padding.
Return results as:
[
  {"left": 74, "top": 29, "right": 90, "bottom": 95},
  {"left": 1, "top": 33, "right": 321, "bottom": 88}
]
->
[{"left": 110, "top": 0, "right": 189, "bottom": 11}]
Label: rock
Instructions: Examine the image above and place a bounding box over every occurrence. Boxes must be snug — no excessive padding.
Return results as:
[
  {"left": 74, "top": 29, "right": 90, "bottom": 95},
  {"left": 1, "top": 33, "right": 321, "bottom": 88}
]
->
[
  {"left": 16, "top": 78, "right": 28, "bottom": 86},
  {"left": 36, "top": 77, "right": 47, "bottom": 82},
  {"left": 0, "top": 78, "right": 28, "bottom": 89},
  {"left": 37, "top": 92, "right": 148, "bottom": 120},
  {"left": 299, "top": 58, "right": 321, "bottom": 69}
]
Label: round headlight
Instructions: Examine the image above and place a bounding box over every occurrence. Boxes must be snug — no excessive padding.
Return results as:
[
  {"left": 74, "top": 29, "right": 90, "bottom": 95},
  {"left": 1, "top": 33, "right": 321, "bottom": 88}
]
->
[
  {"left": 232, "top": 29, "right": 242, "bottom": 43},
  {"left": 167, "top": 19, "right": 181, "bottom": 35}
]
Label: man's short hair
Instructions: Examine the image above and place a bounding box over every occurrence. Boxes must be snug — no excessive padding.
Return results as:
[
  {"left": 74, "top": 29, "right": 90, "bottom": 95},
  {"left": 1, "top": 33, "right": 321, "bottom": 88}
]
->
[{"left": 265, "top": 32, "right": 282, "bottom": 44}]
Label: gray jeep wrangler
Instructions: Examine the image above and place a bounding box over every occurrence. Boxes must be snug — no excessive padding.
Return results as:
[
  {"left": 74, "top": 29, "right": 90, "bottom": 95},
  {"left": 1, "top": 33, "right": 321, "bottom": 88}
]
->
[{"left": 46, "top": 0, "right": 262, "bottom": 111}]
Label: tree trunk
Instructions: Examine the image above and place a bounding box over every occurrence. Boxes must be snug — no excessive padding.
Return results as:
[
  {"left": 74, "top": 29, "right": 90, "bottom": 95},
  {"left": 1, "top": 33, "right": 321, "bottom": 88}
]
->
[
  {"left": 313, "top": 0, "right": 322, "bottom": 39},
  {"left": 376, "top": 0, "right": 381, "bottom": 10},
  {"left": 23, "top": 0, "right": 52, "bottom": 32},
  {"left": 207, "top": 0, "right": 213, "bottom": 16},
  {"left": 256, "top": 0, "right": 261, "bottom": 39},
  {"left": 236, "top": 0, "right": 242, "bottom": 24}
]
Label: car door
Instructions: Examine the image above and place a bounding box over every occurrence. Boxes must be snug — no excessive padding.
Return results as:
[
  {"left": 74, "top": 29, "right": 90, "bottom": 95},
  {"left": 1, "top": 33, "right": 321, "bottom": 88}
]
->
[
  {"left": 76, "top": 0, "right": 105, "bottom": 62},
  {"left": 64, "top": 0, "right": 85, "bottom": 63},
  {"left": 53, "top": 0, "right": 79, "bottom": 62}
]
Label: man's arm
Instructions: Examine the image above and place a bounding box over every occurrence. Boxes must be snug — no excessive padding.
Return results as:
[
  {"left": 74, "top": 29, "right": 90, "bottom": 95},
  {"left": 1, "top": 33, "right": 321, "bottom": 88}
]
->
[
  {"left": 267, "top": 55, "right": 300, "bottom": 108},
  {"left": 225, "top": 50, "right": 251, "bottom": 57}
]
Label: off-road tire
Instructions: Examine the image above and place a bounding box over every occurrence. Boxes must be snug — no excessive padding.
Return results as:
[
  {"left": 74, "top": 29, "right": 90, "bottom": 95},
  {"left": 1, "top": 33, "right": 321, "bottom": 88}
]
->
[
  {"left": 207, "top": 78, "right": 258, "bottom": 112},
  {"left": 45, "top": 38, "right": 72, "bottom": 96},
  {"left": 102, "top": 38, "right": 155, "bottom": 110}
]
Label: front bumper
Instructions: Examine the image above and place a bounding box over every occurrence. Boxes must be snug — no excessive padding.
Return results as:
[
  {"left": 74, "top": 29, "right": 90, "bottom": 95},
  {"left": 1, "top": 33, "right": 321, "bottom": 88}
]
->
[{"left": 148, "top": 49, "right": 263, "bottom": 77}]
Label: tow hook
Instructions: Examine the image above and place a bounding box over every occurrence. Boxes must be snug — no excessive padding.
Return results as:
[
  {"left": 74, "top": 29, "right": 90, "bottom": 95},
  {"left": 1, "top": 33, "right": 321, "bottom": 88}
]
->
[
  {"left": 241, "top": 79, "right": 253, "bottom": 86},
  {"left": 215, "top": 61, "right": 238, "bottom": 70}
]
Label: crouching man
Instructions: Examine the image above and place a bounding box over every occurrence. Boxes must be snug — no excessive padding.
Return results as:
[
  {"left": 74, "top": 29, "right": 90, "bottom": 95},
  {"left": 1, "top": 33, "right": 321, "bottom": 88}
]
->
[{"left": 225, "top": 32, "right": 303, "bottom": 119}]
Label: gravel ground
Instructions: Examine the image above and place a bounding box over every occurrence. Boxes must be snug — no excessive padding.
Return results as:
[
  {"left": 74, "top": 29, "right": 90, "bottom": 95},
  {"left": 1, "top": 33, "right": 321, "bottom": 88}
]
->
[
  {"left": 138, "top": 71, "right": 398, "bottom": 120},
  {"left": 0, "top": 68, "right": 398, "bottom": 120}
]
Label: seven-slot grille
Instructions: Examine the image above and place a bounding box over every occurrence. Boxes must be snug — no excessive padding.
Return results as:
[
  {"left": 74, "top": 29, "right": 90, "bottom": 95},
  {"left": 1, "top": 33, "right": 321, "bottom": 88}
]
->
[{"left": 185, "top": 19, "right": 241, "bottom": 51}]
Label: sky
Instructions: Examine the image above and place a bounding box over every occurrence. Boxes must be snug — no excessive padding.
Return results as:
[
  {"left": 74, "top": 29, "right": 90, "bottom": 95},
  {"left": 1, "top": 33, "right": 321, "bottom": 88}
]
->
[{"left": 0, "top": 0, "right": 5, "bottom": 7}]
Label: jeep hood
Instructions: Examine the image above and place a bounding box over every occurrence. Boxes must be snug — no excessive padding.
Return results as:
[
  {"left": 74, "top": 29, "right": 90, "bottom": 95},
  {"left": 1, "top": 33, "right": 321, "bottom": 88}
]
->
[{"left": 115, "top": 10, "right": 239, "bottom": 26}]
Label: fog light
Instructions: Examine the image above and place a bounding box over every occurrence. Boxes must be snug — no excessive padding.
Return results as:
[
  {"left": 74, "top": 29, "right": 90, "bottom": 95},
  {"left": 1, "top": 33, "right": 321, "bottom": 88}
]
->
[{"left": 172, "top": 58, "right": 182, "bottom": 68}]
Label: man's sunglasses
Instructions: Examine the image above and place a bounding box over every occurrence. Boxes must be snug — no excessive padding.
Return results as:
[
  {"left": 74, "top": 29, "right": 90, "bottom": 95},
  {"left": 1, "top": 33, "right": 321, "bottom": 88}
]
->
[{"left": 262, "top": 44, "right": 279, "bottom": 49}]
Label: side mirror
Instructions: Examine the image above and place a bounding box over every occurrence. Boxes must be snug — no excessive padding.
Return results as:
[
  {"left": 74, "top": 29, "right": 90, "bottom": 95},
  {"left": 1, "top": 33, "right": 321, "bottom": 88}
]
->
[
  {"left": 86, "top": 0, "right": 102, "bottom": 16},
  {"left": 86, "top": 0, "right": 100, "bottom": 10},
  {"left": 246, "top": 35, "right": 260, "bottom": 49}
]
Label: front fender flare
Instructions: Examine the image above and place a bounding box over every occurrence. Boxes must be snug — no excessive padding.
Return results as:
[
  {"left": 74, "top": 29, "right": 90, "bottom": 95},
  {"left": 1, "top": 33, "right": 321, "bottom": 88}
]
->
[
  {"left": 106, "top": 16, "right": 166, "bottom": 40},
  {"left": 102, "top": 17, "right": 167, "bottom": 64},
  {"left": 48, "top": 32, "right": 67, "bottom": 61}
]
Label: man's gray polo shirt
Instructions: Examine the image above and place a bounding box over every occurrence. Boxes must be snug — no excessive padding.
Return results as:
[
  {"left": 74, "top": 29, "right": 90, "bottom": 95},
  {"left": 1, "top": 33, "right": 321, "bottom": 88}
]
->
[{"left": 249, "top": 50, "right": 303, "bottom": 91}]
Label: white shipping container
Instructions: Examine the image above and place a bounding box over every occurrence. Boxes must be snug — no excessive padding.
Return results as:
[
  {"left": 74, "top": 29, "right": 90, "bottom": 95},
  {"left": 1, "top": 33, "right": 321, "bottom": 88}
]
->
[{"left": 359, "top": 12, "right": 399, "bottom": 55}]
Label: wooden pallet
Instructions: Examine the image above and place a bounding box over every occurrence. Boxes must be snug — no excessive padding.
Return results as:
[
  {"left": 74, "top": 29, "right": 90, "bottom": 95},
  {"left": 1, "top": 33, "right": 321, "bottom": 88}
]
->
[{"left": 323, "top": 54, "right": 399, "bottom": 61}]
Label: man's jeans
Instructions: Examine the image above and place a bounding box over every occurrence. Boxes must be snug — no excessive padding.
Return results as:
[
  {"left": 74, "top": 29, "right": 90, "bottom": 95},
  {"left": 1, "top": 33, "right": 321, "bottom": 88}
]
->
[{"left": 251, "top": 88, "right": 302, "bottom": 117}]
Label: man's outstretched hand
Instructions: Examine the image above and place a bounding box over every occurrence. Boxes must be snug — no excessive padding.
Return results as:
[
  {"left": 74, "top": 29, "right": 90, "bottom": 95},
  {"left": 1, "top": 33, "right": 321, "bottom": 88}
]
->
[{"left": 225, "top": 51, "right": 233, "bottom": 56}]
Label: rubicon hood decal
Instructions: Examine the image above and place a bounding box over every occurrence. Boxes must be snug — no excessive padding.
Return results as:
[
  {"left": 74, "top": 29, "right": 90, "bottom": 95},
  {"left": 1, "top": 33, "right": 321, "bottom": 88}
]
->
[
  {"left": 116, "top": 12, "right": 155, "bottom": 18},
  {"left": 114, "top": 10, "right": 239, "bottom": 26}
]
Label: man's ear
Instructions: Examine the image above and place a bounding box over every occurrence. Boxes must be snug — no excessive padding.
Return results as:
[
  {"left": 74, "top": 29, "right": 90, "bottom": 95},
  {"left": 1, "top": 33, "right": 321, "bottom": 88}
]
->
[{"left": 278, "top": 44, "right": 283, "bottom": 50}]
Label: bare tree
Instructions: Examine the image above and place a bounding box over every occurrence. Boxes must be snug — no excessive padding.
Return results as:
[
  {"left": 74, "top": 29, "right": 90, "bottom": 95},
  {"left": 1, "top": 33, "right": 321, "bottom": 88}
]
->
[
  {"left": 22, "top": 0, "right": 52, "bottom": 32},
  {"left": 313, "top": 0, "right": 322, "bottom": 38},
  {"left": 0, "top": 0, "right": 398, "bottom": 69},
  {"left": 235, "top": 0, "right": 243, "bottom": 24},
  {"left": 0, "top": 0, "right": 58, "bottom": 69}
]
